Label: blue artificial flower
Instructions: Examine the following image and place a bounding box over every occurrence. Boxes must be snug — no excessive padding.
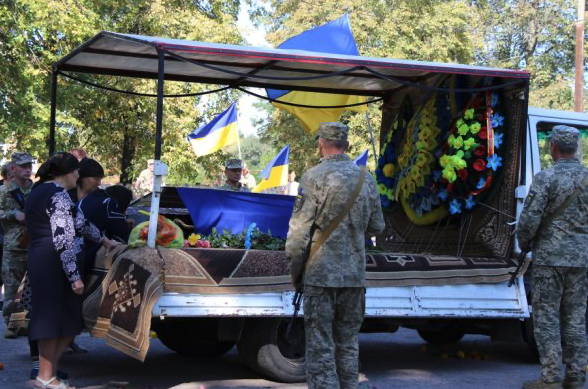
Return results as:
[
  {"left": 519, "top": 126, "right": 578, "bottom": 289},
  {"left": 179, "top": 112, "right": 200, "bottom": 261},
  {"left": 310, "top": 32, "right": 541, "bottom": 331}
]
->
[
  {"left": 494, "top": 133, "right": 503, "bottom": 149},
  {"left": 491, "top": 93, "right": 499, "bottom": 108},
  {"left": 465, "top": 195, "right": 476, "bottom": 210},
  {"left": 491, "top": 113, "right": 504, "bottom": 128},
  {"left": 245, "top": 223, "right": 257, "bottom": 250},
  {"left": 477, "top": 178, "right": 486, "bottom": 189},
  {"left": 449, "top": 199, "right": 462, "bottom": 214},
  {"left": 486, "top": 154, "right": 503, "bottom": 171},
  {"left": 380, "top": 195, "right": 391, "bottom": 208},
  {"left": 438, "top": 188, "right": 449, "bottom": 201},
  {"left": 432, "top": 170, "right": 441, "bottom": 181}
]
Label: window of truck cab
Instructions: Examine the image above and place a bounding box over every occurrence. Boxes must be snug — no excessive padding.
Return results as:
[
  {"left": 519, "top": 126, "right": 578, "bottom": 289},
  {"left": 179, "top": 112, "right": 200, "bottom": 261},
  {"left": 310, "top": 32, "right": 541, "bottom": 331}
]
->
[{"left": 537, "top": 121, "right": 588, "bottom": 170}]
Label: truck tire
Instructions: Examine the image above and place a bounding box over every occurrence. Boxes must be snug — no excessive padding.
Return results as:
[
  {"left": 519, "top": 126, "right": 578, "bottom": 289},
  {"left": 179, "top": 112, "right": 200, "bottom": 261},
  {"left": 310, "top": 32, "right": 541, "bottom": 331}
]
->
[
  {"left": 237, "top": 318, "right": 306, "bottom": 383},
  {"left": 155, "top": 318, "right": 235, "bottom": 358},
  {"left": 417, "top": 327, "right": 465, "bottom": 345}
]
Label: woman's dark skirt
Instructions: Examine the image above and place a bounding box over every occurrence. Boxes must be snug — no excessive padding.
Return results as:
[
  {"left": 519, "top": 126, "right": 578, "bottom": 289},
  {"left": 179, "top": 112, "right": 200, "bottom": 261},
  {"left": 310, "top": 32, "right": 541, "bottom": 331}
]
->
[{"left": 27, "top": 237, "right": 84, "bottom": 341}]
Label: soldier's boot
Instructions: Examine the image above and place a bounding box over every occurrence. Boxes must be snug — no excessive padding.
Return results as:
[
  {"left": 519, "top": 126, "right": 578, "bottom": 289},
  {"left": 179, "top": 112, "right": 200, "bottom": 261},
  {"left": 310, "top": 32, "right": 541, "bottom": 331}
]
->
[
  {"left": 522, "top": 378, "right": 563, "bottom": 389},
  {"left": 562, "top": 377, "right": 585, "bottom": 389}
]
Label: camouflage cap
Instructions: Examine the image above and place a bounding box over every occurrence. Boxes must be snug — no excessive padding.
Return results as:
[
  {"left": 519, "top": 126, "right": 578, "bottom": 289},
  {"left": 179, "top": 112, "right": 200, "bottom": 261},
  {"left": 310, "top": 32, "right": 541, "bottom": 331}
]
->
[
  {"left": 11, "top": 152, "right": 33, "bottom": 165},
  {"left": 547, "top": 125, "right": 580, "bottom": 149},
  {"left": 225, "top": 158, "right": 244, "bottom": 169},
  {"left": 316, "top": 122, "right": 349, "bottom": 142}
]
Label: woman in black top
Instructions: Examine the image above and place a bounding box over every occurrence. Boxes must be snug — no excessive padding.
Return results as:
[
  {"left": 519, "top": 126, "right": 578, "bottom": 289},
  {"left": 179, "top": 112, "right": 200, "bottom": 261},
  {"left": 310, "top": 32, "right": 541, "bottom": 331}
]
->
[{"left": 25, "top": 152, "right": 110, "bottom": 389}]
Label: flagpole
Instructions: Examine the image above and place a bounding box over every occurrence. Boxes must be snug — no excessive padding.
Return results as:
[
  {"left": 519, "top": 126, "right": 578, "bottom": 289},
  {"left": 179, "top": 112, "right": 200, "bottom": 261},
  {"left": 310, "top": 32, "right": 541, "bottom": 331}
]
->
[{"left": 236, "top": 102, "right": 242, "bottom": 159}]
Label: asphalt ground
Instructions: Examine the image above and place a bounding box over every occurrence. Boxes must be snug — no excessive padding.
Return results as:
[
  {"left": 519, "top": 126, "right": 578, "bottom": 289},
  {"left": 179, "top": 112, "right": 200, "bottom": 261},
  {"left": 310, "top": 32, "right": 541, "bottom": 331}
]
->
[{"left": 0, "top": 319, "right": 578, "bottom": 389}]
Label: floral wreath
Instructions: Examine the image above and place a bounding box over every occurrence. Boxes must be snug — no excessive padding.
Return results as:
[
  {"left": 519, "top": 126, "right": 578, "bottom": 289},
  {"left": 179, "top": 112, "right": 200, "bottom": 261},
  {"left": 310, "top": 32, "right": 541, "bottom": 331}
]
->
[{"left": 375, "top": 90, "right": 505, "bottom": 224}]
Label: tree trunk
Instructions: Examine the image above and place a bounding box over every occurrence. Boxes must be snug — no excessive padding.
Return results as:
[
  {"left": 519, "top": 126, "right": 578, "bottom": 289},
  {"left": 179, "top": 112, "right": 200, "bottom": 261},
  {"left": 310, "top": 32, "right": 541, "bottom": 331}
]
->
[{"left": 119, "top": 129, "right": 136, "bottom": 185}]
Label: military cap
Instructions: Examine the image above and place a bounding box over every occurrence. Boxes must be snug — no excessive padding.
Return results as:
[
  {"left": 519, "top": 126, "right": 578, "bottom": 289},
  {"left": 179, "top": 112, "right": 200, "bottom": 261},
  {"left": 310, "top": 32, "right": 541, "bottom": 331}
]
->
[
  {"left": 11, "top": 152, "right": 33, "bottom": 165},
  {"left": 225, "top": 158, "right": 244, "bottom": 169},
  {"left": 316, "top": 122, "right": 349, "bottom": 142},
  {"left": 547, "top": 125, "right": 580, "bottom": 149}
]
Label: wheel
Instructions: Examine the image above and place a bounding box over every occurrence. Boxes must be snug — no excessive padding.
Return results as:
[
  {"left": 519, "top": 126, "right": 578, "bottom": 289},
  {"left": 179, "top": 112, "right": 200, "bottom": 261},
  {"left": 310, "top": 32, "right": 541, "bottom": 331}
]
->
[
  {"left": 417, "top": 327, "right": 465, "bottom": 345},
  {"left": 237, "top": 318, "right": 306, "bottom": 383},
  {"left": 155, "top": 318, "right": 235, "bottom": 358}
]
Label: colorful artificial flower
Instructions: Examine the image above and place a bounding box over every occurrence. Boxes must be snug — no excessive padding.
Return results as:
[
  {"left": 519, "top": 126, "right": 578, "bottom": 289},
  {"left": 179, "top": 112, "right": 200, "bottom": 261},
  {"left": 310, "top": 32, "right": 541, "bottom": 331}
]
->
[
  {"left": 487, "top": 154, "right": 502, "bottom": 171},
  {"left": 477, "top": 178, "right": 486, "bottom": 190},
  {"left": 457, "top": 169, "right": 468, "bottom": 180},
  {"left": 448, "top": 134, "right": 464, "bottom": 149},
  {"left": 474, "top": 145, "right": 486, "bottom": 157},
  {"left": 383, "top": 163, "right": 395, "bottom": 178},
  {"left": 478, "top": 129, "right": 487, "bottom": 139},
  {"left": 469, "top": 122, "right": 481, "bottom": 134},
  {"left": 463, "top": 138, "right": 476, "bottom": 150},
  {"left": 491, "top": 113, "right": 504, "bottom": 127},
  {"left": 438, "top": 188, "right": 449, "bottom": 201},
  {"left": 465, "top": 195, "right": 476, "bottom": 210},
  {"left": 495, "top": 133, "right": 504, "bottom": 149},
  {"left": 449, "top": 199, "right": 462, "bottom": 214},
  {"left": 473, "top": 158, "right": 486, "bottom": 171},
  {"left": 442, "top": 168, "right": 457, "bottom": 182},
  {"left": 458, "top": 123, "right": 469, "bottom": 136},
  {"left": 464, "top": 109, "right": 475, "bottom": 120}
]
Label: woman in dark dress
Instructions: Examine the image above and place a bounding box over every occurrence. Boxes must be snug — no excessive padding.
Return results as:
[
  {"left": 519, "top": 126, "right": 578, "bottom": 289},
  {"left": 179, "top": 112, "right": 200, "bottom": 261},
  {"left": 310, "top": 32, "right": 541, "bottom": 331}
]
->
[{"left": 25, "top": 152, "right": 109, "bottom": 389}]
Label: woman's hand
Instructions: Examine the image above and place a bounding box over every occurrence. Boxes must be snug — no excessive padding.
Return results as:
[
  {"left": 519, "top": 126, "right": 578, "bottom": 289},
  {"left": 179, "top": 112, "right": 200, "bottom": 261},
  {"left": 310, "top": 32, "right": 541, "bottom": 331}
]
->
[{"left": 72, "top": 279, "right": 84, "bottom": 295}]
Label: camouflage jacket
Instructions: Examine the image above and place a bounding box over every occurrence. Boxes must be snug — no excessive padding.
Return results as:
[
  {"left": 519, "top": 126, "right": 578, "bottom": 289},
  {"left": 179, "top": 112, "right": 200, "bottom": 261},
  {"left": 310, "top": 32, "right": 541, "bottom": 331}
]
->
[
  {"left": 516, "top": 158, "right": 588, "bottom": 267},
  {"left": 286, "top": 154, "right": 385, "bottom": 287},
  {"left": 217, "top": 182, "right": 251, "bottom": 192},
  {"left": 0, "top": 180, "right": 33, "bottom": 251}
]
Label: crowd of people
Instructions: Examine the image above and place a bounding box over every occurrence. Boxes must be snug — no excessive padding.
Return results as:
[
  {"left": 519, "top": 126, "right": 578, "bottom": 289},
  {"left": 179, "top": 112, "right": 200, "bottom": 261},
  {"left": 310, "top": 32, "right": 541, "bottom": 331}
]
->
[
  {"left": 1, "top": 124, "right": 587, "bottom": 389},
  {"left": 0, "top": 149, "right": 134, "bottom": 389}
]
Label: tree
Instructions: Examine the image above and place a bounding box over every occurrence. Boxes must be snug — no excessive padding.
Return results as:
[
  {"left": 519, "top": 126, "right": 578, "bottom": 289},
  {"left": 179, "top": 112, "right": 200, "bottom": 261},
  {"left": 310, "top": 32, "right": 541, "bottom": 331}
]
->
[
  {"left": 249, "top": 0, "right": 481, "bottom": 170},
  {"left": 0, "top": 0, "right": 244, "bottom": 184}
]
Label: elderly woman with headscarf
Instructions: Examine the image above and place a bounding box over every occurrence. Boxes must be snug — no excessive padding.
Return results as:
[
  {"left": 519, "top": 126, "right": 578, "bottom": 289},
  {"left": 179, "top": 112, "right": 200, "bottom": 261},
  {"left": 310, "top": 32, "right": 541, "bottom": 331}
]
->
[
  {"left": 70, "top": 159, "right": 132, "bottom": 272},
  {"left": 25, "top": 152, "right": 111, "bottom": 389}
]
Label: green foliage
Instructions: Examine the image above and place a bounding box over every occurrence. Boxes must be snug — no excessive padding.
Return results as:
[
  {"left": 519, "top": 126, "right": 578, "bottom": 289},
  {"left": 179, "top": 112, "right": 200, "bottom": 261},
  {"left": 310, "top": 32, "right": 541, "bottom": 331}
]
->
[{"left": 205, "top": 226, "right": 286, "bottom": 250}]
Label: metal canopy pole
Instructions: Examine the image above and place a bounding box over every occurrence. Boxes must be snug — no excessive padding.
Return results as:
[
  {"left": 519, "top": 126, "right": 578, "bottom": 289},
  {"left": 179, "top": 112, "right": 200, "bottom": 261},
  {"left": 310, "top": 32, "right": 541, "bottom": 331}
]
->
[
  {"left": 147, "top": 48, "right": 168, "bottom": 248},
  {"left": 365, "top": 110, "right": 378, "bottom": 166},
  {"left": 49, "top": 69, "right": 58, "bottom": 155}
]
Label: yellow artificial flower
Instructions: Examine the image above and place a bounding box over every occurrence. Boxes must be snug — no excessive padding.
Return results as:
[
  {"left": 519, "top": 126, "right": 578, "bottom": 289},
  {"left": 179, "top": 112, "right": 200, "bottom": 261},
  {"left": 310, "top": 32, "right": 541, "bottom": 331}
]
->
[
  {"left": 442, "top": 167, "right": 457, "bottom": 182},
  {"left": 463, "top": 137, "right": 476, "bottom": 150},
  {"left": 469, "top": 122, "right": 481, "bottom": 134},
  {"left": 383, "top": 163, "right": 395, "bottom": 177},
  {"left": 464, "top": 108, "right": 475, "bottom": 120},
  {"left": 448, "top": 134, "right": 464, "bottom": 149},
  {"left": 457, "top": 123, "right": 469, "bottom": 136},
  {"left": 188, "top": 233, "right": 201, "bottom": 246}
]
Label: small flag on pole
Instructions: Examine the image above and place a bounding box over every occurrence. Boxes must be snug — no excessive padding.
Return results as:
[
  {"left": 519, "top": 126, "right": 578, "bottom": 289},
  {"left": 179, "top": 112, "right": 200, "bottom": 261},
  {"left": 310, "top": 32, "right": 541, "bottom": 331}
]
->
[
  {"left": 253, "top": 145, "right": 290, "bottom": 193},
  {"left": 188, "top": 103, "right": 239, "bottom": 157},
  {"left": 354, "top": 149, "right": 368, "bottom": 166}
]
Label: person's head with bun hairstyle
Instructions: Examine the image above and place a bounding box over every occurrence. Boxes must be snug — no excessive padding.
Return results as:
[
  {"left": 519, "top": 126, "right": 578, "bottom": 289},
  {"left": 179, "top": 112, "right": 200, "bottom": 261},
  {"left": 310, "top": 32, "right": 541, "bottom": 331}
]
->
[
  {"left": 36, "top": 152, "right": 80, "bottom": 190},
  {"left": 76, "top": 158, "right": 105, "bottom": 195}
]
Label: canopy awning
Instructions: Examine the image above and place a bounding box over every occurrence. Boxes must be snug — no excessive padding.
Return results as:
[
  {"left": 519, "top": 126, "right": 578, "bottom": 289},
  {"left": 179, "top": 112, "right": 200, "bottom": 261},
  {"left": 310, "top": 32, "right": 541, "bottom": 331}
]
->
[{"left": 54, "top": 31, "right": 530, "bottom": 96}]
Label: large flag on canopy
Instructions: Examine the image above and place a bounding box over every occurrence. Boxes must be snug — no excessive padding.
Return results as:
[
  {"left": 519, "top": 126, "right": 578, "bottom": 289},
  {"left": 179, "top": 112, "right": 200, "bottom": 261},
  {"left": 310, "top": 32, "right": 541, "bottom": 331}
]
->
[
  {"left": 253, "top": 145, "right": 290, "bottom": 193},
  {"left": 187, "top": 103, "right": 238, "bottom": 157},
  {"left": 354, "top": 149, "right": 368, "bottom": 166},
  {"left": 266, "top": 14, "right": 366, "bottom": 133}
]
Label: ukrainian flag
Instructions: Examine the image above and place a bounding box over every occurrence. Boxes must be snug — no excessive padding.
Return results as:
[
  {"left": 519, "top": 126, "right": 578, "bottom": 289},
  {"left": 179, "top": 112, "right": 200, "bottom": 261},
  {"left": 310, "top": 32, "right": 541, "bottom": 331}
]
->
[
  {"left": 188, "top": 103, "right": 238, "bottom": 157},
  {"left": 354, "top": 149, "right": 368, "bottom": 166},
  {"left": 253, "top": 145, "right": 289, "bottom": 193},
  {"left": 266, "top": 15, "right": 366, "bottom": 133}
]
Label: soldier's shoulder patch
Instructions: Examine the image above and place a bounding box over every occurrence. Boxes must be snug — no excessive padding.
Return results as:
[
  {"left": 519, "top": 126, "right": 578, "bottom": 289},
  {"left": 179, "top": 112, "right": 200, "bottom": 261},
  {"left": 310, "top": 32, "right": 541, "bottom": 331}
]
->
[
  {"left": 293, "top": 194, "right": 305, "bottom": 213},
  {"left": 524, "top": 190, "right": 536, "bottom": 208}
]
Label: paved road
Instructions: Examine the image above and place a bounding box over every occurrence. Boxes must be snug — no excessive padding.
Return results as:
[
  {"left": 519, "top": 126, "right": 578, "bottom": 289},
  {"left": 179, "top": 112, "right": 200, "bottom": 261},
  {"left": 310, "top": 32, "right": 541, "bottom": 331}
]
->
[{"left": 0, "top": 319, "right": 563, "bottom": 389}]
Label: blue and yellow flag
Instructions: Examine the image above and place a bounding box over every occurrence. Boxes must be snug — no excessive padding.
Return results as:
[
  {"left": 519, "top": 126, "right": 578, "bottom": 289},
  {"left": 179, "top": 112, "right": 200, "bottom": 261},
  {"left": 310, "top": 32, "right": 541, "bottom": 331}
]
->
[
  {"left": 354, "top": 149, "right": 368, "bottom": 166},
  {"left": 266, "top": 15, "right": 366, "bottom": 133},
  {"left": 253, "top": 145, "right": 290, "bottom": 193},
  {"left": 188, "top": 103, "right": 239, "bottom": 157}
]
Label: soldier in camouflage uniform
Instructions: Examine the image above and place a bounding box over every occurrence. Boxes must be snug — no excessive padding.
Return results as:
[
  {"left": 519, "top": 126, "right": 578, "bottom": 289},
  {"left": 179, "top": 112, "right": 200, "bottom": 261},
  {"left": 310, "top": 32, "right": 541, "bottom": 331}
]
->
[
  {"left": 0, "top": 152, "right": 33, "bottom": 338},
  {"left": 217, "top": 158, "right": 251, "bottom": 192},
  {"left": 286, "top": 122, "right": 385, "bottom": 389},
  {"left": 516, "top": 125, "right": 588, "bottom": 389}
]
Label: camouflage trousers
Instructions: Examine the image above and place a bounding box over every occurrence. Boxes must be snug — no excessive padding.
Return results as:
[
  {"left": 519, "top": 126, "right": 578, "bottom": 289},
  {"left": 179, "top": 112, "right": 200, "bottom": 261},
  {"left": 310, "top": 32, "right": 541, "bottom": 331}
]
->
[
  {"left": 532, "top": 265, "right": 588, "bottom": 382},
  {"left": 0, "top": 250, "right": 27, "bottom": 325},
  {"left": 303, "top": 286, "right": 365, "bottom": 389}
]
